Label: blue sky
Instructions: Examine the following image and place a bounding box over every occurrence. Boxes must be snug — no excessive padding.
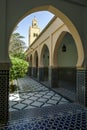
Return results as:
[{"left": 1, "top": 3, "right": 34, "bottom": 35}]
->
[{"left": 15, "top": 11, "right": 54, "bottom": 47}]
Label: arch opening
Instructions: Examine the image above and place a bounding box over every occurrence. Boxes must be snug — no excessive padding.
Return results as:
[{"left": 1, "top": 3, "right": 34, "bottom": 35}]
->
[
  {"left": 40, "top": 44, "right": 49, "bottom": 81},
  {"left": 34, "top": 51, "right": 38, "bottom": 78},
  {"left": 54, "top": 32, "right": 78, "bottom": 67},
  {"left": 29, "top": 54, "right": 32, "bottom": 76},
  {"left": 8, "top": 4, "right": 85, "bottom": 113},
  {"left": 8, "top": 5, "right": 84, "bottom": 67},
  {"left": 53, "top": 32, "right": 78, "bottom": 92},
  {"left": 12, "top": 6, "right": 84, "bottom": 96}
]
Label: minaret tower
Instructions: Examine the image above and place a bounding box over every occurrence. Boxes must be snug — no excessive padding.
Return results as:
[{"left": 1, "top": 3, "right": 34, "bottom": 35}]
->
[{"left": 29, "top": 17, "right": 41, "bottom": 45}]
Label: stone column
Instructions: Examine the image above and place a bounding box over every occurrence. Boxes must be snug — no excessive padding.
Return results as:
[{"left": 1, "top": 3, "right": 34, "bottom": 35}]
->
[{"left": 0, "top": 63, "right": 10, "bottom": 124}]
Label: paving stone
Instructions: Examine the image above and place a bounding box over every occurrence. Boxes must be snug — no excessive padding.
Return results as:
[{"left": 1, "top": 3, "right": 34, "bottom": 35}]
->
[
  {"left": 42, "top": 103, "right": 52, "bottom": 107},
  {"left": 9, "top": 77, "right": 70, "bottom": 112},
  {"left": 29, "top": 96, "right": 39, "bottom": 101},
  {"left": 13, "top": 103, "right": 27, "bottom": 110},
  {"left": 25, "top": 105, "right": 36, "bottom": 109},
  {"left": 27, "top": 93, "right": 36, "bottom": 96},
  {"left": 58, "top": 101, "right": 69, "bottom": 104},
  {"left": 46, "top": 92, "right": 54, "bottom": 96},
  {"left": 42, "top": 95, "right": 52, "bottom": 99},
  {"left": 61, "top": 98, "right": 69, "bottom": 102},
  {"left": 47, "top": 99, "right": 58, "bottom": 105},
  {"left": 37, "top": 98, "right": 48, "bottom": 102},
  {"left": 9, "top": 94, "right": 19, "bottom": 101},
  {"left": 21, "top": 99, "right": 33, "bottom": 105},
  {"left": 20, "top": 94, "right": 29, "bottom": 99},
  {"left": 9, "top": 107, "right": 17, "bottom": 112},
  {"left": 39, "top": 91, "right": 48, "bottom": 95},
  {"left": 9, "top": 101, "right": 17, "bottom": 107},
  {"left": 51, "top": 96, "right": 61, "bottom": 100},
  {"left": 34, "top": 93, "right": 42, "bottom": 97},
  {"left": 55, "top": 94, "right": 62, "bottom": 98},
  {"left": 31, "top": 101, "right": 43, "bottom": 107}
]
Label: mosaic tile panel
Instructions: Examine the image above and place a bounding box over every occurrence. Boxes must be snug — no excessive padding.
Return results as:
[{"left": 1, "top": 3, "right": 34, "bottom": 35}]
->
[
  {"left": 50, "top": 67, "right": 59, "bottom": 87},
  {"left": 85, "top": 69, "right": 87, "bottom": 106},
  {"left": 38, "top": 68, "right": 44, "bottom": 81},
  {"left": 0, "top": 69, "right": 9, "bottom": 124},
  {"left": 0, "top": 63, "right": 10, "bottom": 70},
  {"left": 77, "top": 69, "right": 86, "bottom": 105}
]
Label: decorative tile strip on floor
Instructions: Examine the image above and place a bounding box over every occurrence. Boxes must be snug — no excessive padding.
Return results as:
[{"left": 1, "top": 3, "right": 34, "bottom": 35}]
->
[
  {"left": 1, "top": 103, "right": 87, "bottom": 130},
  {"left": 9, "top": 77, "right": 71, "bottom": 111},
  {"left": 9, "top": 90, "right": 70, "bottom": 111}
]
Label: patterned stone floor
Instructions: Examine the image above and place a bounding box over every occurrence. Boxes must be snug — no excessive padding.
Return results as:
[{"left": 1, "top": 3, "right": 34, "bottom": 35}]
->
[
  {"left": 1, "top": 103, "right": 87, "bottom": 130},
  {"left": 9, "top": 77, "right": 70, "bottom": 111},
  {"left": 0, "top": 77, "right": 87, "bottom": 129}
]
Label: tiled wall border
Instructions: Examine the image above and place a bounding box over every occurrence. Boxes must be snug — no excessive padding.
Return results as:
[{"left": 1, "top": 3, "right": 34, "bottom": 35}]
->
[{"left": 0, "top": 63, "right": 10, "bottom": 124}]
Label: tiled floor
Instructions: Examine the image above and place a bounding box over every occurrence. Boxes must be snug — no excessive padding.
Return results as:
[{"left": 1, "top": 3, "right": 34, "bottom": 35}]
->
[
  {"left": 53, "top": 87, "right": 76, "bottom": 102},
  {"left": 1, "top": 103, "right": 87, "bottom": 130},
  {"left": 0, "top": 77, "right": 87, "bottom": 129},
  {"left": 9, "top": 77, "right": 70, "bottom": 111}
]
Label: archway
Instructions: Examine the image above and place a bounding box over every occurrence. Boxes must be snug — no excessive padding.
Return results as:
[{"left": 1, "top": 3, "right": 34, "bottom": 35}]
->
[
  {"left": 8, "top": 6, "right": 84, "bottom": 66},
  {"left": 1, "top": 1, "right": 86, "bottom": 124},
  {"left": 40, "top": 44, "right": 49, "bottom": 81},
  {"left": 53, "top": 32, "right": 80, "bottom": 93},
  {"left": 34, "top": 51, "right": 38, "bottom": 78},
  {"left": 29, "top": 54, "right": 32, "bottom": 76},
  {"left": 8, "top": 5, "right": 84, "bottom": 85},
  {"left": 8, "top": 6, "right": 84, "bottom": 98},
  {"left": 8, "top": 5, "right": 85, "bottom": 110},
  {"left": 57, "top": 32, "right": 78, "bottom": 67}
]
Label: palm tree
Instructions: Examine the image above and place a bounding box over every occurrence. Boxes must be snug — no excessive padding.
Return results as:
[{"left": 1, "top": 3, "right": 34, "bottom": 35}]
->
[{"left": 9, "top": 28, "right": 26, "bottom": 56}]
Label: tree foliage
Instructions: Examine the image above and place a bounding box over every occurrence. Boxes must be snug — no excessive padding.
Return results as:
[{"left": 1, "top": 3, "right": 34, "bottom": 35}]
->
[
  {"left": 9, "top": 27, "right": 29, "bottom": 92},
  {"left": 9, "top": 30, "right": 26, "bottom": 56},
  {"left": 13, "top": 52, "right": 26, "bottom": 60},
  {"left": 10, "top": 56, "right": 29, "bottom": 82}
]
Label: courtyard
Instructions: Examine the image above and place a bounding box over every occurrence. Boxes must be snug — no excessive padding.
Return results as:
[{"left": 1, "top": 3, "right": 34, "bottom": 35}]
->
[
  {"left": 0, "top": 76, "right": 87, "bottom": 130},
  {"left": 9, "top": 76, "right": 70, "bottom": 111},
  {"left": 0, "top": 77, "right": 87, "bottom": 130}
]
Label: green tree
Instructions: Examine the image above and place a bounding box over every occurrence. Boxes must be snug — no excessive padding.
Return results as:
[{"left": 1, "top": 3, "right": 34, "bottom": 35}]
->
[
  {"left": 9, "top": 56, "right": 29, "bottom": 92},
  {"left": 13, "top": 52, "right": 26, "bottom": 60},
  {"left": 10, "top": 56, "right": 29, "bottom": 80},
  {"left": 9, "top": 27, "right": 29, "bottom": 93},
  {"left": 9, "top": 29, "right": 26, "bottom": 56}
]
